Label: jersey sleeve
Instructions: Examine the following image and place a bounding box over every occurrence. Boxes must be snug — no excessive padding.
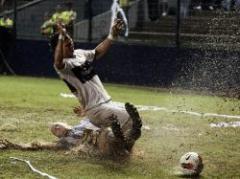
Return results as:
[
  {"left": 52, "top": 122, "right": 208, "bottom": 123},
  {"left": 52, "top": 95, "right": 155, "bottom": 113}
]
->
[
  {"left": 75, "top": 49, "right": 96, "bottom": 62},
  {"left": 63, "top": 49, "right": 96, "bottom": 70}
]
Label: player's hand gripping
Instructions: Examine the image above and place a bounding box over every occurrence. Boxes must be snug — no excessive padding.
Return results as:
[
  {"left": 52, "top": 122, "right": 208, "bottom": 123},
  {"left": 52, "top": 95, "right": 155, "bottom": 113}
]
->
[
  {"left": 56, "top": 23, "right": 67, "bottom": 36},
  {"left": 73, "top": 106, "right": 86, "bottom": 117},
  {"left": 110, "top": 19, "right": 125, "bottom": 39}
]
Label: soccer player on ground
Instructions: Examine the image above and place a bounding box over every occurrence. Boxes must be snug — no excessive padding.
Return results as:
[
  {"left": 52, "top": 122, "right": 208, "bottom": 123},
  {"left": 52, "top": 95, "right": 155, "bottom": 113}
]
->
[
  {"left": 49, "top": 112, "right": 142, "bottom": 158},
  {"left": 0, "top": 112, "right": 142, "bottom": 159},
  {"left": 0, "top": 21, "right": 142, "bottom": 158},
  {"left": 50, "top": 19, "right": 142, "bottom": 151}
]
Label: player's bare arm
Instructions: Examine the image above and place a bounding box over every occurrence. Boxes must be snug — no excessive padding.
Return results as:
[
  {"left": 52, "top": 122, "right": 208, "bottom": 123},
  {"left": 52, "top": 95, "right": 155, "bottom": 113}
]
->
[
  {"left": 95, "top": 19, "right": 124, "bottom": 60},
  {"left": 54, "top": 24, "right": 67, "bottom": 69},
  {"left": 54, "top": 24, "right": 64, "bottom": 69}
]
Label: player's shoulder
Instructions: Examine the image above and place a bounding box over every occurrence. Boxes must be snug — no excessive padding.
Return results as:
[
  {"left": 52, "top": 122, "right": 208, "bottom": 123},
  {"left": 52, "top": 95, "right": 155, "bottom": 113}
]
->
[
  {"left": 74, "top": 49, "right": 86, "bottom": 59},
  {"left": 74, "top": 49, "right": 85, "bottom": 54},
  {"left": 74, "top": 48, "right": 94, "bottom": 53},
  {"left": 74, "top": 49, "right": 96, "bottom": 57}
]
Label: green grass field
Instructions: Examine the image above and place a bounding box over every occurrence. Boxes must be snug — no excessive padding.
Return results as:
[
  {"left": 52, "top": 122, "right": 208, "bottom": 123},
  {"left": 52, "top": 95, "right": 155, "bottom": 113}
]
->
[{"left": 0, "top": 75, "right": 239, "bottom": 179}]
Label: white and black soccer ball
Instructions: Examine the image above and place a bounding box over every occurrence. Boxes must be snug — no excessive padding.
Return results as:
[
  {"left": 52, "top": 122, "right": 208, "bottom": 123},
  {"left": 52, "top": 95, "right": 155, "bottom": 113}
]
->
[{"left": 179, "top": 152, "right": 203, "bottom": 176}]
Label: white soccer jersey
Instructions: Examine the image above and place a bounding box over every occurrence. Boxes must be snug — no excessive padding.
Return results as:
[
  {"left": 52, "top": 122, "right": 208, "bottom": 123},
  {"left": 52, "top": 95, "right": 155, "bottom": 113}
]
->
[
  {"left": 54, "top": 49, "right": 111, "bottom": 110},
  {"left": 60, "top": 119, "right": 100, "bottom": 145}
]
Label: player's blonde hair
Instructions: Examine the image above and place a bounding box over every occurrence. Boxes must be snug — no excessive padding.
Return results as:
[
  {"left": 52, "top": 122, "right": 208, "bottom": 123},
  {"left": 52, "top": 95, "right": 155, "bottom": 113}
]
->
[{"left": 49, "top": 122, "right": 72, "bottom": 137}]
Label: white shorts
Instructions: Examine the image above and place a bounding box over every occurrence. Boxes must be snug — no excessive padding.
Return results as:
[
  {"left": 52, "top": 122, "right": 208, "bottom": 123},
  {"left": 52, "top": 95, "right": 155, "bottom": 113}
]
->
[{"left": 86, "top": 101, "right": 132, "bottom": 132}]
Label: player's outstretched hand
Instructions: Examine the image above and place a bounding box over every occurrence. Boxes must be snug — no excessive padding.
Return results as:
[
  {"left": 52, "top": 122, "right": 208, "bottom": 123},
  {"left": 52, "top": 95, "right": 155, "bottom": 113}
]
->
[
  {"left": 111, "top": 19, "right": 124, "bottom": 38},
  {"left": 56, "top": 23, "right": 67, "bottom": 36},
  {"left": 0, "top": 139, "right": 11, "bottom": 149},
  {"left": 73, "top": 106, "right": 86, "bottom": 117}
]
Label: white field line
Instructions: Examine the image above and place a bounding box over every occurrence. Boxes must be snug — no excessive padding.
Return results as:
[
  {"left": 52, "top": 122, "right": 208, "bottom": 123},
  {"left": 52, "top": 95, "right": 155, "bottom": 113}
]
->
[
  {"left": 60, "top": 93, "right": 240, "bottom": 120},
  {"left": 210, "top": 121, "right": 240, "bottom": 128},
  {"left": 10, "top": 157, "right": 57, "bottom": 179}
]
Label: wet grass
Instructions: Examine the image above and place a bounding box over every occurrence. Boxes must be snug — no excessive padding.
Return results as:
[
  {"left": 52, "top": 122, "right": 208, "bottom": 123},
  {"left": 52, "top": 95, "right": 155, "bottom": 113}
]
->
[{"left": 0, "top": 75, "right": 239, "bottom": 178}]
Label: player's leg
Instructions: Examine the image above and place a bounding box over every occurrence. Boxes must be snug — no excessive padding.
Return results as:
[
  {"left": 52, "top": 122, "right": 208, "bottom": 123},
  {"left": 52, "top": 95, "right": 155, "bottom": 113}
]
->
[
  {"left": 123, "top": 102, "right": 142, "bottom": 151},
  {"left": 125, "top": 102, "right": 142, "bottom": 140},
  {"left": 106, "top": 107, "right": 142, "bottom": 154},
  {"left": 110, "top": 114, "right": 125, "bottom": 142},
  {"left": 96, "top": 114, "right": 129, "bottom": 158},
  {"left": 0, "top": 138, "right": 63, "bottom": 151},
  {"left": 87, "top": 103, "right": 131, "bottom": 129}
]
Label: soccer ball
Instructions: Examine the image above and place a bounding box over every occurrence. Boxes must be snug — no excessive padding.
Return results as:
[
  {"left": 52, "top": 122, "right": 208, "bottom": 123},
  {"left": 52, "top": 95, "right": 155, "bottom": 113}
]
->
[{"left": 179, "top": 152, "right": 203, "bottom": 176}]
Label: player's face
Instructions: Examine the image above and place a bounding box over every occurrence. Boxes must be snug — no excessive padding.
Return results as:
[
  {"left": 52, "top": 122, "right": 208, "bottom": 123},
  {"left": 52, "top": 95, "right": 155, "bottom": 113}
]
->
[
  {"left": 51, "top": 124, "right": 67, "bottom": 138},
  {"left": 63, "top": 38, "right": 74, "bottom": 58}
]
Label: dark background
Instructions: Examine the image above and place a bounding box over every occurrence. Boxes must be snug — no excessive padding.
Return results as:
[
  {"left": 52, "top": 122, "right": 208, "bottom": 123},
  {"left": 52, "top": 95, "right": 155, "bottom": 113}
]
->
[{"left": 3, "top": 39, "right": 239, "bottom": 97}]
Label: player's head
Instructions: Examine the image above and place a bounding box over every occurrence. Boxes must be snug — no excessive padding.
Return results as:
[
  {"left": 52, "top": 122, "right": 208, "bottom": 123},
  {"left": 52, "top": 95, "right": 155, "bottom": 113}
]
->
[
  {"left": 49, "top": 33, "right": 74, "bottom": 58},
  {"left": 50, "top": 122, "right": 72, "bottom": 138}
]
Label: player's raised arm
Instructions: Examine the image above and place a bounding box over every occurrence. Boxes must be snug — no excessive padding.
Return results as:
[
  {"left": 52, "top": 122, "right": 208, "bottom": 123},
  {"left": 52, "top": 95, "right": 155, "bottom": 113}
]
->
[
  {"left": 54, "top": 23, "right": 75, "bottom": 69},
  {"left": 95, "top": 19, "right": 124, "bottom": 60},
  {"left": 54, "top": 24, "right": 64, "bottom": 69}
]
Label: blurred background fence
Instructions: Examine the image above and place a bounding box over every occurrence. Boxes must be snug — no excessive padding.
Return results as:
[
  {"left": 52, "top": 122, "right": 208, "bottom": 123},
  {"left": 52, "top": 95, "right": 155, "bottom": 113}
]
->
[
  {"left": 1, "top": 0, "right": 240, "bottom": 48},
  {"left": 0, "top": 0, "right": 239, "bottom": 96}
]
